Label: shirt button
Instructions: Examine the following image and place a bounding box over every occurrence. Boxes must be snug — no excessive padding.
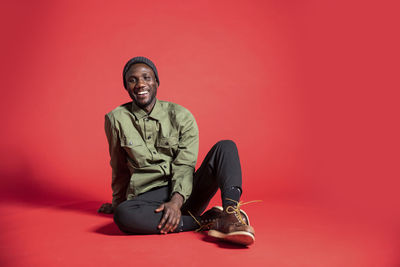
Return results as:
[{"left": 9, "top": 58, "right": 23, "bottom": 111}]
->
[
  {"left": 145, "top": 118, "right": 149, "bottom": 121},
  {"left": 163, "top": 165, "right": 167, "bottom": 168},
  {"left": 153, "top": 151, "right": 156, "bottom": 154},
  {"left": 147, "top": 136, "right": 151, "bottom": 140}
]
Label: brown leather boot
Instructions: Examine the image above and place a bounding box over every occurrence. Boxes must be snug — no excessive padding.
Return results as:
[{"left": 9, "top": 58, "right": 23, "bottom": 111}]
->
[
  {"left": 189, "top": 206, "right": 223, "bottom": 231},
  {"left": 208, "top": 203, "right": 255, "bottom": 246}
]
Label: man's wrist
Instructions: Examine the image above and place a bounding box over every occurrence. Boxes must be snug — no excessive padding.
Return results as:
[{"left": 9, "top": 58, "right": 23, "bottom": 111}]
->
[{"left": 170, "top": 192, "right": 184, "bottom": 208}]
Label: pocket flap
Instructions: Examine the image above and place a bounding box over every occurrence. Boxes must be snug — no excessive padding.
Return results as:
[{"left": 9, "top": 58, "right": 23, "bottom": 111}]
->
[
  {"left": 120, "top": 135, "right": 143, "bottom": 147},
  {"left": 157, "top": 136, "right": 179, "bottom": 147}
]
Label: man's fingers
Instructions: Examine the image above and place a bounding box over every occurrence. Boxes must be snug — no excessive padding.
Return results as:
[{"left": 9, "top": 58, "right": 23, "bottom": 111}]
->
[
  {"left": 154, "top": 204, "right": 164, "bottom": 213},
  {"left": 156, "top": 202, "right": 182, "bottom": 233},
  {"left": 98, "top": 203, "right": 113, "bottom": 214},
  {"left": 98, "top": 204, "right": 106, "bottom": 212},
  {"left": 163, "top": 213, "right": 173, "bottom": 232},
  {"left": 163, "top": 213, "right": 179, "bottom": 233},
  {"left": 158, "top": 209, "right": 170, "bottom": 230},
  {"left": 172, "top": 215, "right": 179, "bottom": 231},
  {"left": 170, "top": 220, "right": 176, "bottom": 232},
  {"left": 171, "top": 214, "right": 181, "bottom": 232},
  {"left": 171, "top": 217, "right": 179, "bottom": 232},
  {"left": 162, "top": 210, "right": 175, "bottom": 233}
]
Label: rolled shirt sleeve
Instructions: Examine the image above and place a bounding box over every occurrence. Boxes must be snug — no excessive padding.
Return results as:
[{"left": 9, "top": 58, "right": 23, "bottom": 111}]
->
[
  {"left": 104, "top": 114, "right": 130, "bottom": 208},
  {"left": 170, "top": 110, "right": 199, "bottom": 203}
]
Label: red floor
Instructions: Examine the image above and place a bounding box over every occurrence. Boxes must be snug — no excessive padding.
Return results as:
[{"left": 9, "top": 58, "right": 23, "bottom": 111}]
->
[{"left": 0, "top": 196, "right": 397, "bottom": 267}]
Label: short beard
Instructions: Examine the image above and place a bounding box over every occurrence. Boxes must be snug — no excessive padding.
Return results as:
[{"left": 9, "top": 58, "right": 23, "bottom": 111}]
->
[{"left": 129, "top": 90, "right": 156, "bottom": 110}]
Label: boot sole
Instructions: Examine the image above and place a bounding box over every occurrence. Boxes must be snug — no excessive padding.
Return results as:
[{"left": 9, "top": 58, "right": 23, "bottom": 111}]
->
[{"left": 208, "top": 229, "right": 255, "bottom": 246}]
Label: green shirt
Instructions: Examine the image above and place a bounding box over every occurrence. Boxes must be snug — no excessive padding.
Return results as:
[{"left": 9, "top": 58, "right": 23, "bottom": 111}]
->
[{"left": 105, "top": 99, "right": 199, "bottom": 208}]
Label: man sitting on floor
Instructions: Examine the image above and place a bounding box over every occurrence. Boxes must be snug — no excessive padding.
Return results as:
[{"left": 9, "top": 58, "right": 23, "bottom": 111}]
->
[{"left": 98, "top": 56, "right": 255, "bottom": 246}]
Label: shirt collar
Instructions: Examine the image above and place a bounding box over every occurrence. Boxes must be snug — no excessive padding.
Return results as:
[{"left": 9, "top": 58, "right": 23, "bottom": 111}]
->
[{"left": 131, "top": 99, "right": 165, "bottom": 121}]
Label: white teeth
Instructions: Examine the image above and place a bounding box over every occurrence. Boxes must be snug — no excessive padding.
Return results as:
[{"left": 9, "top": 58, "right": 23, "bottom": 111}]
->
[{"left": 137, "top": 91, "right": 148, "bottom": 95}]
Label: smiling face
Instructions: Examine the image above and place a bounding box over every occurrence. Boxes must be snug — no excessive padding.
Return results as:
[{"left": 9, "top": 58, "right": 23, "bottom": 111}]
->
[{"left": 124, "top": 63, "right": 158, "bottom": 113}]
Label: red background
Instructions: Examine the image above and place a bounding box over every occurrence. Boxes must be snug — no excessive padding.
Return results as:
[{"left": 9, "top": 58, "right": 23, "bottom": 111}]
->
[{"left": 1, "top": 0, "right": 399, "bottom": 266}]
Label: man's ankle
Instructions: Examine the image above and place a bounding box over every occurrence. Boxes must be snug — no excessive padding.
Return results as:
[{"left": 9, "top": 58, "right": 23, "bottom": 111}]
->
[{"left": 222, "top": 186, "right": 242, "bottom": 208}]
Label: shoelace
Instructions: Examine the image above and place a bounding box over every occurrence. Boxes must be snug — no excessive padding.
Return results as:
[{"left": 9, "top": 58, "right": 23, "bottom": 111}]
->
[
  {"left": 188, "top": 199, "right": 262, "bottom": 231},
  {"left": 225, "top": 198, "right": 262, "bottom": 225},
  {"left": 188, "top": 210, "right": 215, "bottom": 232}
]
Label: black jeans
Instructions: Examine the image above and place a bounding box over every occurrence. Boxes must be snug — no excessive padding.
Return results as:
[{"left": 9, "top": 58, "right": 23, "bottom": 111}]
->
[{"left": 113, "top": 140, "right": 242, "bottom": 234}]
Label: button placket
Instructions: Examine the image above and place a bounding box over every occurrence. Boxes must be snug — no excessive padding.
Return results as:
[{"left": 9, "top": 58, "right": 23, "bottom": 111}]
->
[
  {"left": 144, "top": 117, "right": 153, "bottom": 144},
  {"left": 151, "top": 145, "right": 158, "bottom": 161}
]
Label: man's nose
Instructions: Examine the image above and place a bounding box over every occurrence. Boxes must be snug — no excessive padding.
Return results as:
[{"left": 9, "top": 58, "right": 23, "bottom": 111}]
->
[{"left": 135, "top": 78, "right": 145, "bottom": 88}]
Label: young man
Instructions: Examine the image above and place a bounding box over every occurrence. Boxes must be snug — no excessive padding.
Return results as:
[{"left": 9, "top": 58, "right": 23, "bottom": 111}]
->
[{"left": 98, "top": 56, "right": 255, "bottom": 246}]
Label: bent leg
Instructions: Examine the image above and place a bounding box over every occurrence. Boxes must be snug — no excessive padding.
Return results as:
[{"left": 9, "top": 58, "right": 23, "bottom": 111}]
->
[
  {"left": 114, "top": 186, "right": 171, "bottom": 234},
  {"left": 182, "top": 140, "right": 243, "bottom": 216},
  {"left": 114, "top": 186, "right": 195, "bottom": 234}
]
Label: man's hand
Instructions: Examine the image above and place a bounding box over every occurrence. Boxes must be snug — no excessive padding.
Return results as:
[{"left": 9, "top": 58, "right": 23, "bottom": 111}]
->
[
  {"left": 98, "top": 203, "right": 114, "bottom": 214},
  {"left": 155, "top": 193, "right": 184, "bottom": 234}
]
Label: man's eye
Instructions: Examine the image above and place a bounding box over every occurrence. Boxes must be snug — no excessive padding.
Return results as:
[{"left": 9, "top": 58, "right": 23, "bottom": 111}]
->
[
  {"left": 129, "top": 79, "right": 136, "bottom": 83},
  {"left": 144, "top": 76, "right": 151, "bottom": 81}
]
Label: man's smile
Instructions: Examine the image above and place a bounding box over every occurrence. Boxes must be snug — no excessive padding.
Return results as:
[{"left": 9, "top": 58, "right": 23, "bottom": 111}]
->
[{"left": 136, "top": 90, "right": 149, "bottom": 96}]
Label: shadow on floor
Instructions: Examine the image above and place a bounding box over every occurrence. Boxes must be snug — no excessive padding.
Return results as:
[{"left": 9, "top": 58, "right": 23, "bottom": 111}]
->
[
  {"left": 188, "top": 232, "right": 250, "bottom": 249},
  {"left": 0, "top": 160, "right": 107, "bottom": 218},
  {"left": 93, "top": 222, "right": 125, "bottom": 236}
]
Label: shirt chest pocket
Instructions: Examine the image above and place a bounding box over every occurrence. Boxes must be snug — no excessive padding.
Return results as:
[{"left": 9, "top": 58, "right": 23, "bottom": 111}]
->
[
  {"left": 156, "top": 136, "right": 179, "bottom": 157},
  {"left": 120, "top": 136, "right": 148, "bottom": 167}
]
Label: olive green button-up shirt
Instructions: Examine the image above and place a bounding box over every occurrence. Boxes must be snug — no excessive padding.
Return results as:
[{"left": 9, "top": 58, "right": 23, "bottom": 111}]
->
[{"left": 105, "top": 99, "right": 199, "bottom": 208}]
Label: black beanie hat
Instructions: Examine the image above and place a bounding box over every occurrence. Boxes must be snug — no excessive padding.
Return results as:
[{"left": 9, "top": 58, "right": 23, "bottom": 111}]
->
[{"left": 122, "top": 56, "right": 160, "bottom": 89}]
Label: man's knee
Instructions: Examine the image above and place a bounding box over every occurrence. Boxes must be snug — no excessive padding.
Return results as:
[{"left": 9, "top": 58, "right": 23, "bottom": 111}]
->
[
  {"left": 216, "top": 140, "right": 238, "bottom": 152},
  {"left": 113, "top": 203, "right": 134, "bottom": 232},
  {"left": 113, "top": 202, "right": 160, "bottom": 234}
]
